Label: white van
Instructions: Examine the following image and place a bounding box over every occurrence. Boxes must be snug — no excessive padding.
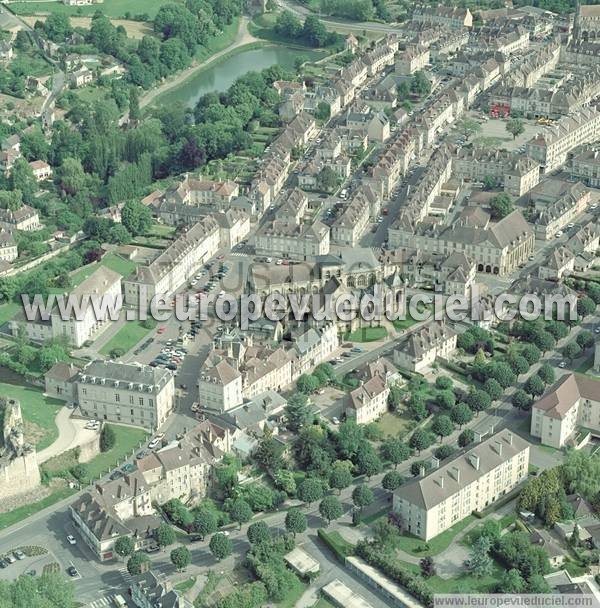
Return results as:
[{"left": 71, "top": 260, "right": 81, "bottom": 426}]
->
[{"left": 113, "top": 595, "right": 127, "bottom": 608}]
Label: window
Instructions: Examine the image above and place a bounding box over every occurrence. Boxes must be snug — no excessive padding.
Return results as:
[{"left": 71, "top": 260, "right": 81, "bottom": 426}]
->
[{"left": 115, "top": 394, "right": 120, "bottom": 403}]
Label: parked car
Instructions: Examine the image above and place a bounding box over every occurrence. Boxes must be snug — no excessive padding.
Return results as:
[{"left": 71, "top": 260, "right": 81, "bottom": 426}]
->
[
  {"left": 66, "top": 535, "right": 76, "bottom": 546},
  {"left": 121, "top": 463, "right": 136, "bottom": 474},
  {"left": 148, "top": 437, "right": 161, "bottom": 450},
  {"left": 145, "top": 544, "right": 160, "bottom": 553},
  {"left": 14, "top": 550, "right": 25, "bottom": 560},
  {"left": 109, "top": 470, "right": 123, "bottom": 481},
  {"left": 5, "top": 555, "right": 15, "bottom": 564},
  {"left": 67, "top": 566, "right": 79, "bottom": 577},
  {"left": 136, "top": 449, "right": 149, "bottom": 459},
  {"left": 0, "top": 559, "right": 7, "bottom": 568}
]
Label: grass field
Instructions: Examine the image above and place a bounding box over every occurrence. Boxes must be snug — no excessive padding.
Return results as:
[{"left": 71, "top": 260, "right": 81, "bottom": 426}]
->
[
  {"left": 0, "top": 486, "right": 76, "bottom": 532},
  {"left": 0, "top": 382, "right": 62, "bottom": 450},
  {"left": 312, "top": 599, "right": 336, "bottom": 608},
  {"left": 196, "top": 17, "right": 240, "bottom": 62},
  {"left": 390, "top": 514, "right": 476, "bottom": 556},
  {"left": 375, "top": 411, "right": 415, "bottom": 439},
  {"left": 65, "top": 253, "right": 136, "bottom": 288},
  {"left": 344, "top": 326, "right": 387, "bottom": 342},
  {"left": 0, "top": 301, "right": 21, "bottom": 326},
  {"left": 99, "top": 321, "right": 153, "bottom": 356},
  {"left": 85, "top": 424, "right": 148, "bottom": 480},
  {"left": 11, "top": 0, "right": 171, "bottom": 18},
  {"left": 174, "top": 576, "right": 196, "bottom": 594}
]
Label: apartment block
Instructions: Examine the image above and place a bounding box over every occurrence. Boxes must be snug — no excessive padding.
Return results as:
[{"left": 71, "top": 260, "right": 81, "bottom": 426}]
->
[
  {"left": 395, "top": 45, "right": 430, "bottom": 75},
  {"left": 412, "top": 6, "right": 473, "bottom": 28},
  {"left": 74, "top": 360, "right": 175, "bottom": 431},
  {"left": 346, "top": 375, "right": 390, "bottom": 425},
  {"left": 526, "top": 106, "right": 600, "bottom": 173},
  {"left": 571, "top": 146, "right": 600, "bottom": 187},
  {"left": 123, "top": 218, "right": 219, "bottom": 308},
  {"left": 0, "top": 204, "right": 41, "bottom": 231},
  {"left": 531, "top": 373, "right": 600, "bottom": 449},
  {"left": 393, "top": 429, "right": 530, "bottom": 540},
  {"left": 393, "top": 320, "right": 457, "bottom": 373}
]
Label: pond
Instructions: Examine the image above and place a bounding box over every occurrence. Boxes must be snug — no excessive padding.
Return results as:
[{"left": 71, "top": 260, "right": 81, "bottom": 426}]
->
[{"left": 156, "top": 45, "right": 322, "bottom": 109}]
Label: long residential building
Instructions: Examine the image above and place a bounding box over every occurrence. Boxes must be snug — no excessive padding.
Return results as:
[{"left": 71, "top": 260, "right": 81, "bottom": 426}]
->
[
  {"left": 531, "top": 373, "right": 600, "bottom": 449},
  {"left": 10, "top": 266, "right": 122, "bottom": 348},
  {"left": 571, "top": 146, "right": 600, "bottom": 187},
  {"left": 70, "top": 439, "right": 213, "bottom": 561},
  {"left": 393, "top": 320, "right": 457, "bottom": 373},
  {"left": 123, "top": 218, "right": 219, "bottom": 308},
  {"left": 393, "top": 429, "right": 530, "bottom": 540},
  {"left": 453, "top": 147, "right": 540, "bottom": 196},
  {"left": 412, "top": 5, "right": 473, "bottom": 28},
  {"left": 525, "top": 106, "right": 600, "bottom": 173}
]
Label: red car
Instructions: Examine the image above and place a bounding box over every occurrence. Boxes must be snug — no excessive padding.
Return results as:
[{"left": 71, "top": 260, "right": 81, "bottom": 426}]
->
[
  {"left": 217, "top": 255, "right": 224, "bottom": 260},
  {"left": 157, "top": 327, "right": 166, "bottom": 334}
]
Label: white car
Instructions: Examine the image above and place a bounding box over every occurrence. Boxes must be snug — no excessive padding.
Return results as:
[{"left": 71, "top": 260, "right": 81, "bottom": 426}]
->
[
  {"left": 266, "top": 257, "right": 273, "bottom": 263},
  {"left": 276, "top": 259, "right": 283, "bottom": 265},
  {"left": 591, "top": 203, "right": 598, "bottom": 210},
  {"left": 332, "top": 417, "right": 340, "bottom": 425},
  {"left": 567, "top": 223, "right": 575, "bottom": 229},
  {"left": 595, "top": 327, "right": 600, "bottom": 334},
  {"left": 148, "top": 438, "right": 161, "bottom": 450},
  {"left": 67, "top": 535, "right": 76, "bottom": 545},
  {"left": 558, "top": 361, "right": 567, "bottom": 368}
]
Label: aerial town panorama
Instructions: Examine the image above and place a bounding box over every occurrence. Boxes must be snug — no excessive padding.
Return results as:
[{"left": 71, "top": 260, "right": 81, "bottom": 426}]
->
[{"left": 0, "top": 0, "right": 599, "bottom": 607}]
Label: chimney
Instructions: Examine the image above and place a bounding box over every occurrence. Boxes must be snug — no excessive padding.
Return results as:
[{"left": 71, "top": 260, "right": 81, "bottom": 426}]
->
[
  {"left": 419, "top": 465, "right": 426, "bottom": 477},
  {"left": 495, "top": 441, "right": 503, "bottom": 456},
  {"left": 506, "top": 432, "right": 513, "bottom": 445},
  {"left": 469, "top": 454, "right": 480, "bottom": 470},
  {"left": 437, "top": 476, "right": 444, "bottom": 488},
  {"left": 431, "top": 456, "right": 440, "bottom": 469},
  {"left": 450, "top": 466, "right": 461, "bottom": 482}
]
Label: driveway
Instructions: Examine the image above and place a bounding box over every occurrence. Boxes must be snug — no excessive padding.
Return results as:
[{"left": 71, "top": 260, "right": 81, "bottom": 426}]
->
[{"left": 37, "top": 408, "right": 99, "bottom": 464}]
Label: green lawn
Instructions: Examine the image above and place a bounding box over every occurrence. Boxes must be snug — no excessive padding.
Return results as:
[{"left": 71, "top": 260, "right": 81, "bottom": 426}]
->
[
  {"left": 374, "top": 411, "right": 415, "bottom": 439},
  {"left": 85, "top": 424, "right": 148, "bottom": 480},
  {"left": 312, "top": 599, "right": 336, "bottom": 608},
  {"left": 174, "top": 576, "right": 196, "bottom": 594},
  {"left": 196, "top": 17, "right": 240, "bottom": 62},
  {"left": 0, "top": 486, "right": 76, "bottom": 532},
  {"left": 576, "top": 356, "right": 594, "bottom": 374},
  {"left": 51, "top": 253, "right": 136, "bottom": 294},
  {"left": 11, "top": 0, "right": 171, "bottom": 18},
  {"left": 392, "top": 515, "right": 476, "bottom": 556},
  {"left": 0, "top": 301, "right": 21, "bottom": 326},
  {"left": 344, "top": 326, "right": 387, "bottom": 342},
  {"left": 99, "top": 321, "right": 154, "bottom": 356},
  {"left": 0, "top": 382, "right": 62, "bottom": 450}
]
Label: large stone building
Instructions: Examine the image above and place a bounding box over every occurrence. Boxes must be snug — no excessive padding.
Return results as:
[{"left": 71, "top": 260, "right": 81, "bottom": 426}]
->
[
  {"left": 574, "top": 4, "right": 600, "bottom": 41},
  {"left": 393, "top": 430, "right": 530, "bottom": 540},
  {"left": 412, "top": 5, "right": 473, "bottom": 29},
  {"left": 393, "top": 320, "right": 457, "bottom": 373},
  {"left": 49, "top": 360, "right": 176, "bottom": 431},
  {"left": 453, "top": 148, "right": 540, "bottom": 196},
  {"left": 571, "top": 146, "right": 600, "bottom": 187},
  {"left": 123, "top": 218, "right": 219, "bottom": 308},
  {"left": 531, "top": 373, "right": 600, "bottom": 449},
  {"left": 525, "top": 106, "right": 600, "bottom": 173},
  {"left": 10, "top": 266, "right": 122, "bottom": 348},
  {"left": 70, "top": 440, "right": 212, "bottom": 561}
]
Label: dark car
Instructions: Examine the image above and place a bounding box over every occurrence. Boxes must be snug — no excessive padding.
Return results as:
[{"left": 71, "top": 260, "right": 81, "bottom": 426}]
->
[
  {"left": 149, "top": 361, "right": 159, "bottom": 367},
  {"left": 0, "top": 559, "right": 7, "bottom": 568},
  {"left": 122, "top": 463, "right": 136, "bottom": 474},
  {"left": 167, "top": 363, "right": 177, "bottom": 371},
  {"left": 145, "top": 544, "right": 160, "bottom": 553},
  {"left": 136, "top": 449, "right": 149, "bottom": 459},
  {"left": 67, "top": 566, "right": 78, "bottom": 577},
  {"left": 109, "top": 470, "right": 123, "bottom": 481},
  {"left": 189, "top": 534, "right": 203, "bottom": 542}
]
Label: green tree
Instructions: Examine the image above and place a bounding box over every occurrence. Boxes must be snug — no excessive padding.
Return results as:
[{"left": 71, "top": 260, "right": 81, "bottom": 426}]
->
[
  {"left": 450, "top": 402, "right": 473, "bottom": 428},
  {"left": 193, "top": 509, "right": 217, "bottom": 539},
  {"left": 458, "top": 428, "right": 475, "bottom": 447},
  {"left": 296, "top": 373, "right": 320, "bottom": 394},
  {"left": 506, "top": 118, "right": 524, "bottom": 140},
  {"left": 127, "top": 551, "right": 150, "bottom": 575},
  {"left": 319, "top": 495, "right": 343, "bottom": 525},
  {"left": 100, "top": 424, "right": 116, "bottom": 452},
  {"left": 435, "top": 376, "right": 453, "bottom": 391},
  {"left": 155, "top": 522, "right": 176, "bottom": 548},
  {"left": 576, "top": 330, "right": 594, "bottom": 350},
  {"left": 431, "top": 415, "right": 454, "bottom": 441},
  {"left": 512, "top": 389, "right": 532, "bottom": 411},
  {"left": 170, "top": 546, "right": 191, "bottom": 571},
  {"left": 520, "top": 344, "right": 541, "bottom": 365},
  {"left": 410, "top": 428, "right": 433, "bottom": 454},
  {"left": 284, "top": 393, "right": 312, "bottom": 431},
  {"left": 114, "top": 535, "right": 135, "bottom": 558},
  {"left": 456, "top": 117, "right": 481, "bottom": 139},
  {"left": 524, "top": 374, "right": 545, "bottom": 398},
  {"left": 562, "top": 342, "right": 581, "bottom": 361},
  {"left": 436, "top": 389, "right": 456, "bottom": 410},
  {"left": 407, "top": 393, "right": 428, "bottom": 421},
  {"left": 490, "top": 193, "right": 513, "bottom": 220},
  {"left": 229, "top": 498, "right": 253, "bottom": 529},
  {"left": 121, "top": 200, "right": 152, "bottom": 236},
  {"left": 10, "top": 158, "right": 38, "bottom": 203},
  {"left": 466, "top": 388, "right": 492, "bottom": 415},
  {"left": 209, "top": 532, "right": 232, "bottom": 561},
  {"left": 247, "top": 521, "right": 271, "bottom": 545},
  {"left": 329, "top": 462, "right": 353, "bottom": 493},
  {"left": 380, "top": 437, "right": 410, "bottom": 468},
  {"left": 382, "top": 470, "right": 403, "bottom": 491},
  {"left": 285, "top": 508, "right": 307, "bottom": 537},
  {"left": 537, "top": 362, "right": 555, "bottom": 385},
  {"left": 352, "top": 484, "right": 374, "bottom": 511},
  {"left": 298, "top": 478, "right": 324, "bottom": 505},
  {"left": 483, "top": 378, "right": 503, "bottom": 401},
  {"left": 499, "top": 568, "right": 526, "bottom": 593},
  {"left": 468, "top": 536, "right": 494, "bottom": 577}
]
